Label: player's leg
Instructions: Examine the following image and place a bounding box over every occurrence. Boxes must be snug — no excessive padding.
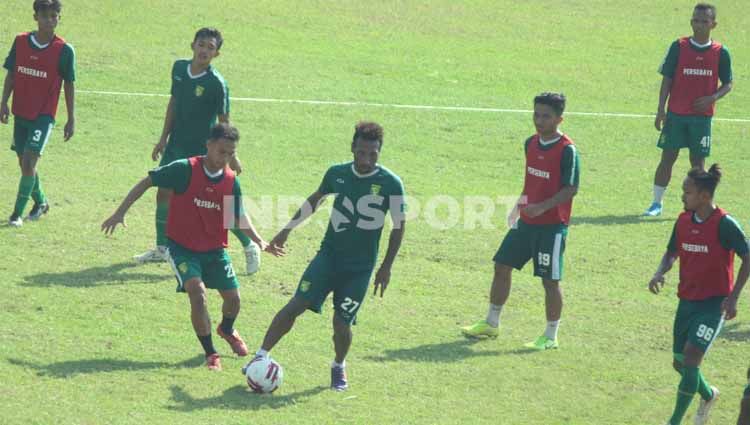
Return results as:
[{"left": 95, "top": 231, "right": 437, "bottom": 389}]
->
[
  {"left": 687, "top": 115, "right": 711, "bottom": 172},
  {"left": 9, "top": 118, "right": 45, "bottom": 226},
  {"left": 257, "top": 296, "right": 310, "bottom": 355},
  {"left": 210, "top": 252, "right": 248, "bottom": 356},
  {"left": 331, "top": 314, "right": 352, "bottom": 391},
  {"left": 524, "top": 226, "right": 565, "bottom": 350},
  {"left": 737, "top": 369, "right": 750, "bottom": 425},
  {"left": 648, "top": 112, "right": 687, "bottom": 216},
  {"left": 329, "top": 270, "right": 370, "bottom": 391},
  {"left": 183, "top": 277, "right": 221, "bottom": 370}
]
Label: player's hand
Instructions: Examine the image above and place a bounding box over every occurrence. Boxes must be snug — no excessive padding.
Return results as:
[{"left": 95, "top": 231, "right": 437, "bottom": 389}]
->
[
  {"left": 261, "top": 239, "right": 286, "bottom": 257},
  {"left": 654, "top": 110, "right": 666, "bottom": 131},
  {"left": 507, "top": 204, "right": 520, "bottom": 228},
  {"left": 63, "top": 119, "right": 75, "bottom": 141},
  {"left": 373, "top": 265, "right": 391, "bottom": 298},
  {"left": 152, "top": 140, "right": 167, "bottom": 162},
  {"left": 648, "top": 274, "right": 665, "bottom": 294},
  {"left": 101, "top": 213, "right": 126, "bottom": 235},
  {"left": 521, "top": 203, "right": 545, "bottom": 218},
  {"left": 721, "top": 295, "right": 738, "bottom": 320},
  {"left": 693, "top": 96, "right": 716, "bottom": 113},
  {"left": 0, "top": 103, "right": 9, "bottom": 124},
  {"left": 229, "top": 155, "right": 243, "bottom": 175},
  {"left": 270, "top": 230, "right": 290, "bottom": 250}
]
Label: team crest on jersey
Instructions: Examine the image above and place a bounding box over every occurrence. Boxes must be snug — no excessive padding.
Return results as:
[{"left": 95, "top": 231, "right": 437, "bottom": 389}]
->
[
  {"left": 300, "top": 281, "right": 312, "bottom": 293},
  {"left": 370, "top": 184, "right": 381, "bottom": 195},
  {"left": 178, "top": 263, "right": 188, "bottom": 274},
  {"left": 195, "top": 85, "right": 205, "bottom": 97}
]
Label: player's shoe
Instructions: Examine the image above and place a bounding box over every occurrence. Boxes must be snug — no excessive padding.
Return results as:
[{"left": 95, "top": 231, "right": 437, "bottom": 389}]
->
[
  {"left": 694, "top": 386, "right": 719, "bottom": 424},
  {"left": 133, "top": 246, "right": 168, "bottom": 264},
  {"left": 205, "top": 353, "right": 222, "bottom": 371},
  {"left": 524, "top": 335, "right": 559, "bottom": 350},
  {"left": 644, "top": 202, "right": 663, "bottom": 217},
  {"left": 26, "top": 203, "right": 49, "bottom": 221},
  {"left": 331, "top": 365, "right": 348, "bottom": 391},
  {"left": 244, "top": 242, "right": 260, "bottom": 275},
  {"left": 216, "top": 325, "right": 249, "bottom": 356},
  {"left": 461, "top": 320, "right": 499, "bottom": 338},
  {"left": 8, "top": 213, "right": 22, "bottom": 227}
]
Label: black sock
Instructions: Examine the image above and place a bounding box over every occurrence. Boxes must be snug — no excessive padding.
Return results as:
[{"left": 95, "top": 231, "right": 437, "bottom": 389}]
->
[
  {"left": 220, "top": 315, "right": 236, "bottom": 336},
  {"left": 197, "top": 334, "right": 216, "bottom": 356}
]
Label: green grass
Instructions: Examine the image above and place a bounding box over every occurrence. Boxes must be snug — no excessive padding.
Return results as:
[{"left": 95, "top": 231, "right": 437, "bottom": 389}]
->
[{"left": 1, "top": 0, "right": 749, "bottom": 424}]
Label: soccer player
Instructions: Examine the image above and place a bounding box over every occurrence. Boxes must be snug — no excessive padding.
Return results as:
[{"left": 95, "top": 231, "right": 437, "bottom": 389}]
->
[
  {"left": 644, "top": 3, "right": 733, "bottom": 217},
  {"left": 1, "top": 0, "right": 75, "bottom": 227},
  {"left": 246, "top": 121, "right": 406, "bottom": 391},
  {"left": 102, "top": 123, "right": 283, "bottom": 371},
  {"left": 736, "top": 367, "right": 750, "bottom": 425},
  {"left": 647, "top": 165, "right": 749, "bottom": 425},
  {"left": 134, "top": 27, "right": 262, "bottom": 275},
  {"left": 461, "top": 92, "right": 580, "bottom": 350}
]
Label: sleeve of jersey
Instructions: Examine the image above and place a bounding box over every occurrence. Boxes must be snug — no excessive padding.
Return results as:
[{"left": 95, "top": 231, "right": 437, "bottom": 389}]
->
[
  {"left": 59, "top": 44, "right": 76, "bottom": 82},
  {"left": 658, "top": 41, "right": 680, "bottom": 79},
  {"left": 148, "top": 159, "right": 191, "bottom": 193},
  {"left": 3, "top": 39, "right": 16, "bottom": 71},
  {"left": 389, "top": 176, "right": 407, "bottom": 222},
  {"left": 317, "top": 167, "right": 335, "bottom": 195},
  {"left": 170, "top": 61, "right": 179, "bottom": 96},
  {"left": 719, "top": 47, "right": 732, "bottom": 84},
  {"left": 561, "top": 145, "right": 580, "bottom": 187},
  {"left": 233, "top": 179, "right": 245, "bottom": 217},
  {"left": 720, "top": 216, "right": 749, "bottom": 255},
  {"left": 217, "top": 78, "right": 229, "bottom": 115},
  {"left": 667, "top": 222, "right": 678, "bottom": 254}
]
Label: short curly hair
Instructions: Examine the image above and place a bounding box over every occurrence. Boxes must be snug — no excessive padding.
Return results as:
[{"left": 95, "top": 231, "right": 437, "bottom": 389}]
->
[{"left": 351, "top": 121, "right": 383, "bottom": 148}]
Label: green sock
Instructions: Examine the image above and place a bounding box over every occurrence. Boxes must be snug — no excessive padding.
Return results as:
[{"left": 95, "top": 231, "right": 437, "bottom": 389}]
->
[
  {"left": 669, "top": 366, "right": 699, "bottom": 425},
  {"left": 231, "top": 228, "right": 252, "bottom": 248},
  {"left": 156, "top": 202, "right": 169, "bottom": 247},
  {"left": 30, "top": 173, "right": 47, "bottom": 205},
  {"left": 696, "top": 371, "right": 713, "bottom": 401},
  {"left": 13, "top": 175, "right": 36, "bottom": 217}
]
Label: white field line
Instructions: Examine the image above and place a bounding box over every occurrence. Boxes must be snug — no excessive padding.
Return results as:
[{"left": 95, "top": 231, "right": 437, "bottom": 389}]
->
[{"left": 78, "top": 89, "right": 750, "bottom": 123}]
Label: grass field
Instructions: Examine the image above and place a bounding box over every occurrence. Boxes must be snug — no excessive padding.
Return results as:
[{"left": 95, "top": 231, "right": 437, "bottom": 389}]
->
[{"left": 1, "top": 1, "right": 749, "bottom": 424}]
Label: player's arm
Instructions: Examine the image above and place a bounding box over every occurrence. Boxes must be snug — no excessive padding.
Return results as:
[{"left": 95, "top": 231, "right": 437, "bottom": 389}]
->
[
  {"left": 373, "top": 213, "right": 406, "bottom": 298},
  {"left": 270, "top": 190, "right": 327, "bottom": 248},
  {"left": 152, "top": 96, "right": 176, "bottom": 161},
  {"left": 233, "top": 181, "right": 283, "bottom": 256},
  {"left": 655, "top": 76, "right": 672, "bottom": 131},
  {"left": 101, "top": 176, "right": 155, "bottom": 235},
  {"left": 722, "top": 252, "right": 749, "bottom": 319},
  {"left": 0, "top": 70, "right": 12, "bottom": 124},
  {"left": 648, "top": 251, "right": 678, "bottom": 294},
  {"left": 63, "top": 80, "right": 75, "bottom": 140}
]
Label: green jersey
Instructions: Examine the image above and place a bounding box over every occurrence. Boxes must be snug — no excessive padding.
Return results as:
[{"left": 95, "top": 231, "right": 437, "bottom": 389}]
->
[
  {"left": 318, "top": 162, "right": 406, "bottom": 267},
  {"left": 148, "top": 158, "right": 244, "bottom": 217},
  {"left": 168, "top": 59, "right": 229, "bottom": 155}
]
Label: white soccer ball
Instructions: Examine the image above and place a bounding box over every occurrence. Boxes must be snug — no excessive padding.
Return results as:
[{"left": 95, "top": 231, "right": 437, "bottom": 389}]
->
[{"left": 244, "top": 356, "right": 283, "bottom": 394}]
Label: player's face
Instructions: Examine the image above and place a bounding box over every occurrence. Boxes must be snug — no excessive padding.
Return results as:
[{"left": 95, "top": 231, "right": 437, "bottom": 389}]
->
[
  {"left": 191, "top": 37, "right": 220, "bottom": 66},
  {"left": 690, "top": 10, "right": 717, "bottom": 38},
  {"left": 34, "top": 10, "right": 60, "bottom": 34},
  {"left": 533, "top": 103, "right": 562, "bottom": 137},
  {"left": 205, "top": 138, "right": 237, "bottom": 171},
  {"left": 351, "top": 138, "right": 380, "bottom": 174},
  {"left": 681, "top": 177, "right": 709, "bottom": 211}
]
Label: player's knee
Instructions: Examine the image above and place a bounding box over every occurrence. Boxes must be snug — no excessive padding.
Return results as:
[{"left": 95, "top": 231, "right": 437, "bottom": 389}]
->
[
  {"left": 542, "top": 279, "right": 560, "bottom": 291},
  {"left": 672, "top": 359, "right": 683, "bottom": 373},
  {"left": 332, "top": 314, "right": 351, "bottom": 334},
  {"left": 282, "top": 297, "right": 308, "bottom": 319},
  {"left": 660, "top": 150, "right": 679, "bottom": 165}
]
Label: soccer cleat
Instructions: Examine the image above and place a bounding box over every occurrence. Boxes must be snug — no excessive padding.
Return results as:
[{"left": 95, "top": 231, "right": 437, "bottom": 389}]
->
[
  {"left": 244, "top": 242, "right": 260, "bottom": 275},
  {"left": 205, "top": 353, "right": 222, "bottom": 371},
  {"left": 8, "top": 213, "right": 22, "bottom": 227},
  {"left": 694, "top": 386, "right": 719, "bottom": 425},
  {"left": 461, "top": 320, "right": 499, "bottom": 338},
  {"left": 26, "top": 203, "right": 49, "bottom": 221},
  {"left": 133, "top": 246, "right": 168, "bottom": 264},
  {"left": 644, "top": 202, "right": 663, "bottom": 217},
  {"left": 331, "top": 366, "right": 348, "bottom": 391},
  {"left": 524, "top": 335, "right": 559, "bottom": 350},
  {"left": 216, "top": 325, "right": 249, "bottom": 356}
]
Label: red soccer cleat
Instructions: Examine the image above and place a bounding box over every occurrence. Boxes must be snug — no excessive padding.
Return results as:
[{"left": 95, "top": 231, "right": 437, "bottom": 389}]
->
[
  {"left": 206, "top": 353, "right": 222, "bottom": 371},
  {"left": 216, "top": 325, "right": 249, "bottom": 356}
]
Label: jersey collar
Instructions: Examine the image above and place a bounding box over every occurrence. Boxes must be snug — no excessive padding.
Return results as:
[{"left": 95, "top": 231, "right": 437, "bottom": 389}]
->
[
  {"left": 29, "top": 32, "right": 51, "bottom": 49},
  {"left": 351, "top": 163, "right": 380, "bottom": 178},
  {"left": 187, "top": 62, "right": 209, "bottom": 80}
]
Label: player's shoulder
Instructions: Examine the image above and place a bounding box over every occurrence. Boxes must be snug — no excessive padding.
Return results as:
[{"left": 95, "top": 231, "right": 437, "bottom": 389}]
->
[
  {"left": 171, "top": 59, "right": 190, "bottom": 74},
  {"left": 375, "top": 165, "right": 403, "bottom": 185},
  {"left": 325, "top": 162, "right": 351, "bottom": 175}
]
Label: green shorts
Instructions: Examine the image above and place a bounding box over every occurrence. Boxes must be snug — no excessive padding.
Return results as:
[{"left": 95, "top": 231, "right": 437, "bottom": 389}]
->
[
  {"left": 11, "top": 115, "right": 55, "bottom": 155},
  {"left": 493, "top": 220, "right": 567, "bottom": 280},
  {"left": 657, "top": 111, "right": 712, "bottom": 158},
  {"left": 159, "top": 140, "right": 207, "bottom": 166},
  {"left": 295, "top": 249, "right": 374, "bottom": 325},
  {"left": 672, "top": 296, "right": 725, "bottom": 356},
  {"left": 166, "top": 240, "right": 238, "bottom": 293}
]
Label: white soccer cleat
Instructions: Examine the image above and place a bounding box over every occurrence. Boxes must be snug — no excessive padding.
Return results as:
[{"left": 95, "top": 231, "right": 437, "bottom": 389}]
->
[
  {"left": 244, "top": 242, "right": 260, "bottom": 275},
  {"left": 133, "top": 246, "right": 168, "bottom": 264},
  {"left": 694, "top": 386, "right": 719, "bottom": 424},
  {"left": 8, "top": 214, "right": 22, "bottom": 227}
]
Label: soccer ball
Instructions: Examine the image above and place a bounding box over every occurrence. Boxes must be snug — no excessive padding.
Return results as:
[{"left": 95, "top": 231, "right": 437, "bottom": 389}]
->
[{"left": 244, "top": 356, "right": 283, "bottom": 393}]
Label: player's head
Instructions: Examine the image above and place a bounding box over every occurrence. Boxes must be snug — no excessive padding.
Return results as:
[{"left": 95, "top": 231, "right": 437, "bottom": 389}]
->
[
  {"left": 691, "top": 3, "right": 717, "bottom": 37},
  {"left": 205, "top": 122, "right": 239, "bottom": 170},
  {"left": 533, "top": 92, "right": 565, "bottom": 136},
  {"left": 191, "top": 27, "right": 223, "bottom": 67},
  {"left": 351, "top": 121, "right": 383, "bottom": 175},
  {"left": 682, "top": 163, "right": 722, "bottom": 211},
  {"left": 33, "top": 0, "right": 61, "bottom": 33}
]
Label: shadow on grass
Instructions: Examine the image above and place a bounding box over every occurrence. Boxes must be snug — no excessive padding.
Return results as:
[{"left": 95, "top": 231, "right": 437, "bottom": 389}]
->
[
  {"left": 363, "top": 338, "right": 525, "bottom": 363},
  {"left": 717, "top": 322, "right": 750, "bottom": 342},
  {"left": 168, "top": 384, "right": 328, "bottom": 411},
  {"left": 21, "top": 262, "right": 168, "bottom": 287},
  {"left": 7, "top": 355, "right": 204, "bottom": 378},
  {"left": 570, "top": 214, "right": 674, "bottom": 226}
]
